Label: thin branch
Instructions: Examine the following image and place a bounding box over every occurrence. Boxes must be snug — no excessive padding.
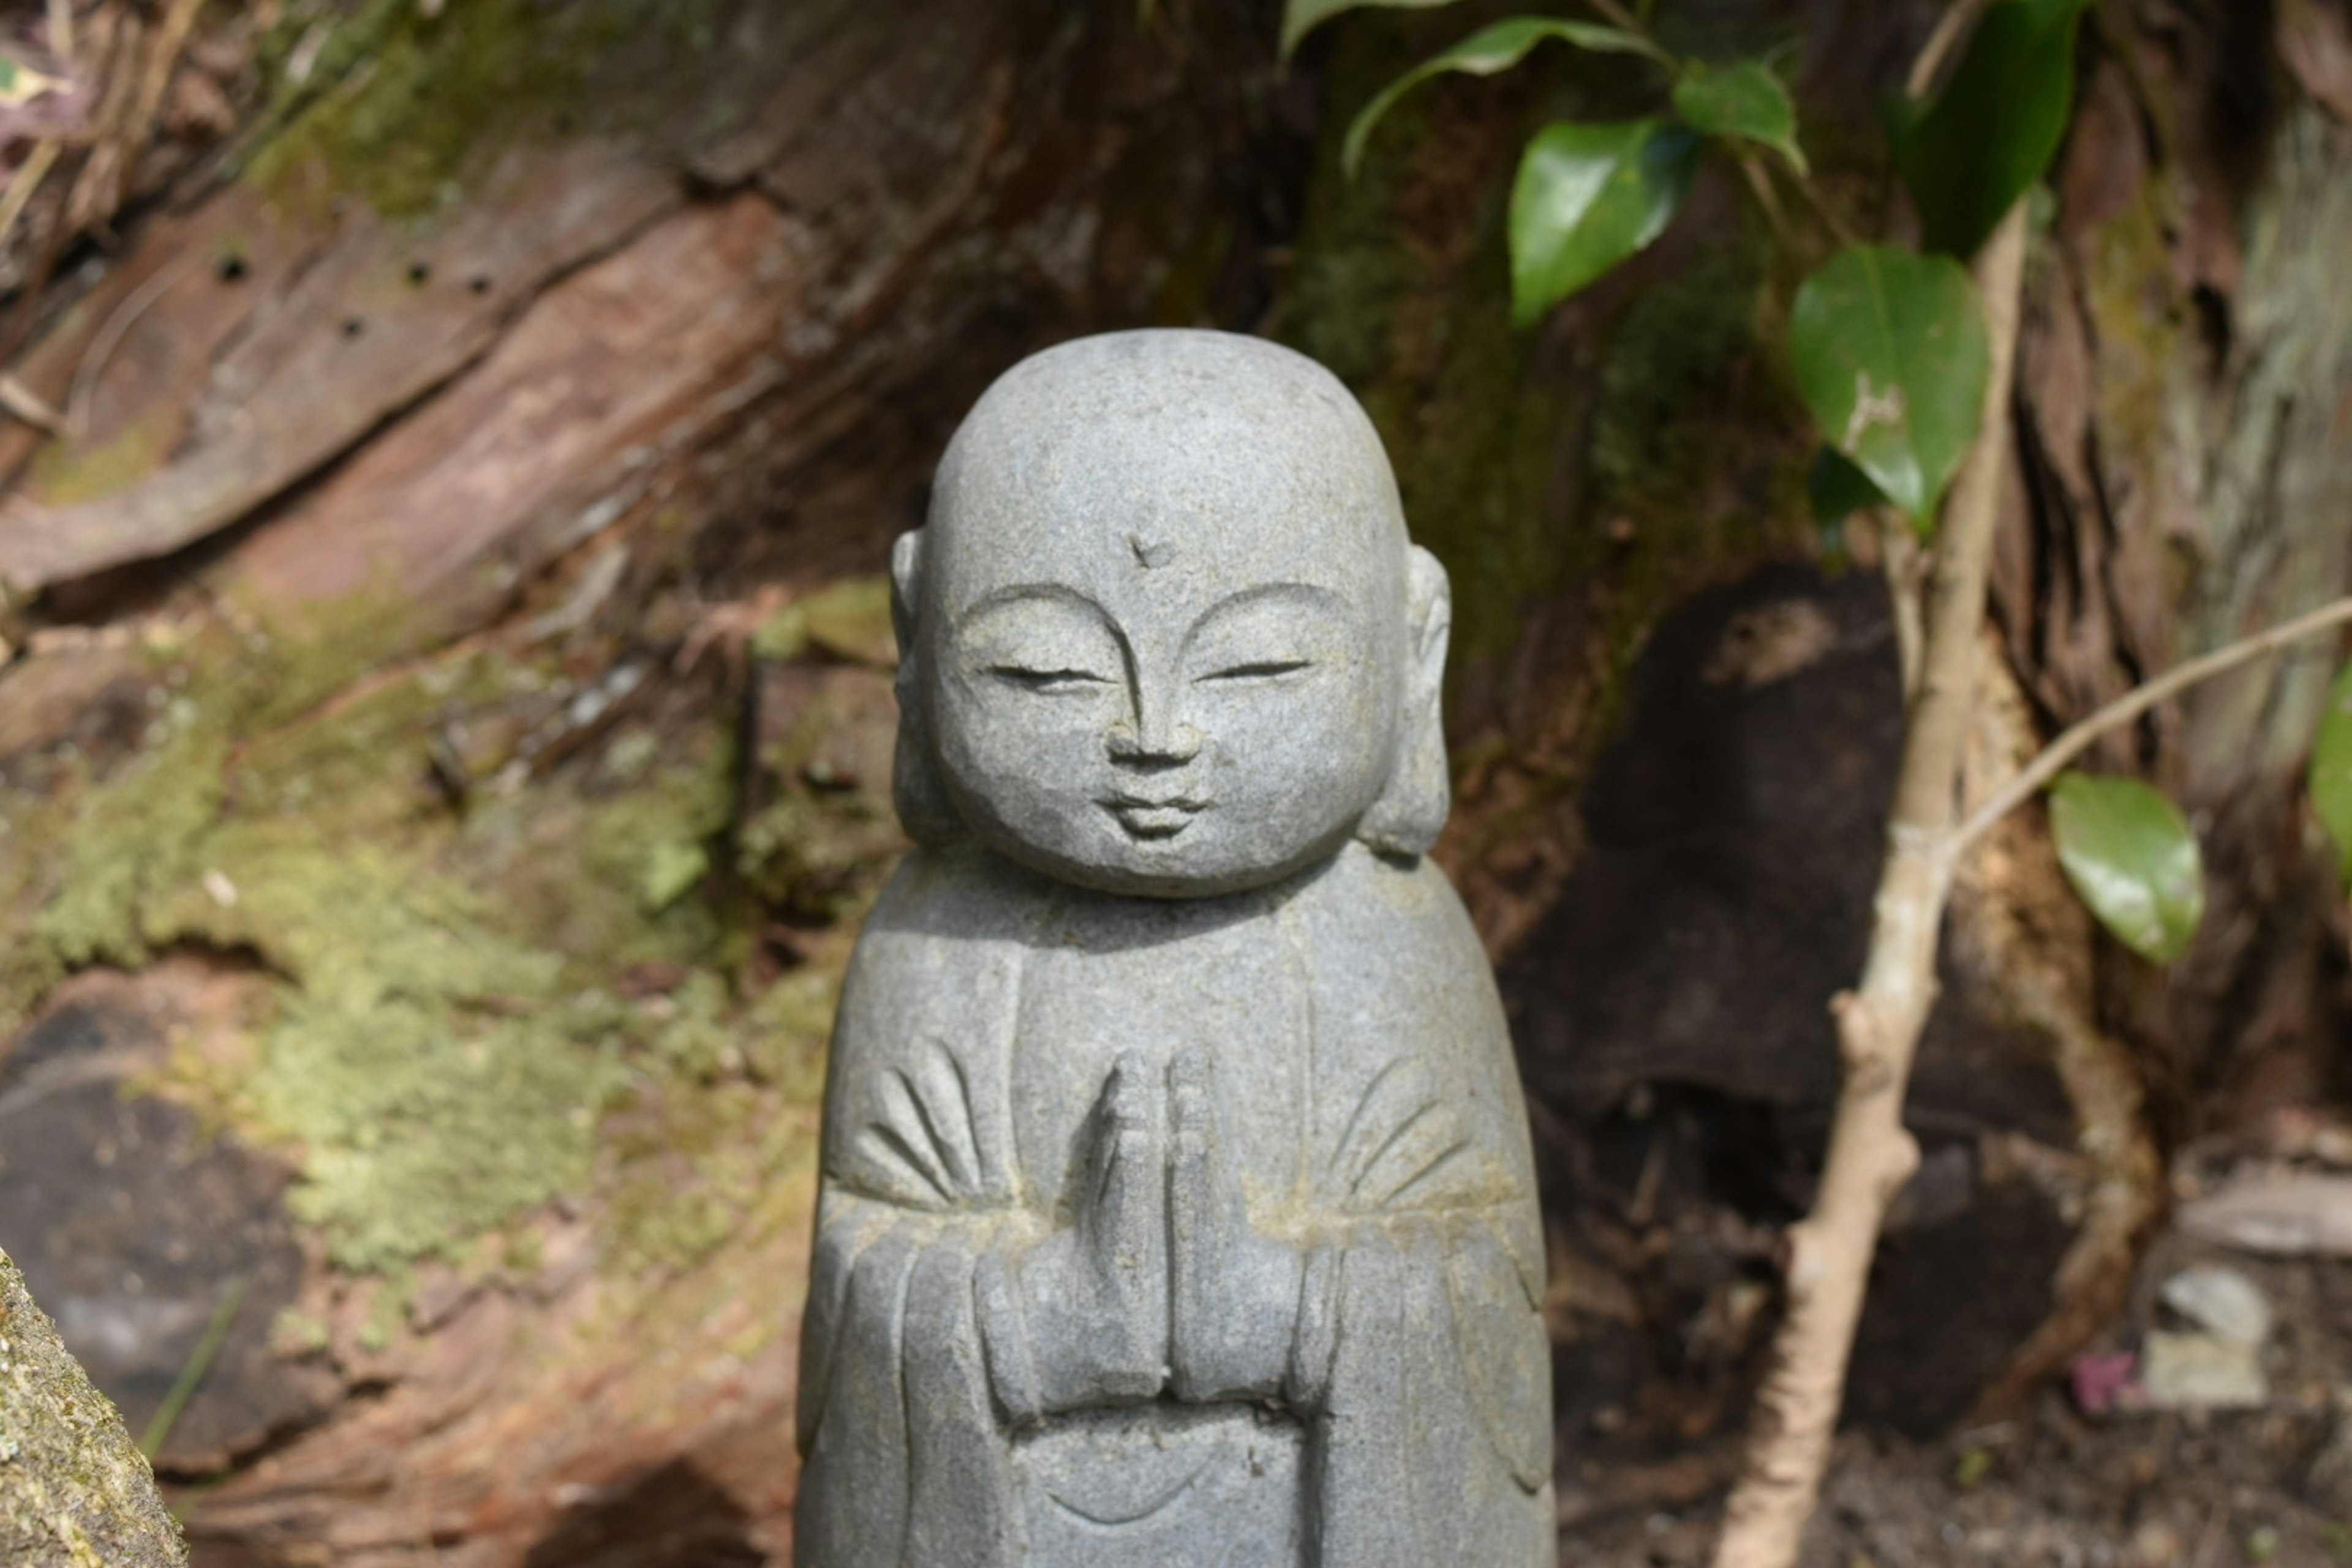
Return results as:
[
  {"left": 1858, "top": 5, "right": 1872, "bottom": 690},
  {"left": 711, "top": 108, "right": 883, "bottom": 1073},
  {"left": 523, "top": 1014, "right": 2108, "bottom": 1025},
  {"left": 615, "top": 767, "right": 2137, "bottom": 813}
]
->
[
  {"left": 68, "top": 243, "right": 208, "bottom": 435},
  {"left": 1710, "top": 198, "right": 2031, "bottom": 1568},
  {"left": 1950, "top": 594, "right": 2352, "bottom": 854},
  {"left": 1907, "top": 0, "right": 1991, "bottom": 99},
  {"left": 0, "top": 139, "right": 61, "bottom": 248},
  {"left": 1879, "top": 513, "right": 1924, "bottom": 699},
  {"left": 1780, "top": 161, "right": 1859, "bottom": 251},
  {"left": 0, "top": 373, "right": 65, "bottom": 434},
  {"left": 140, "top": 1272, "right": 248, "bottom": 1459},
  {"left": 1585, "top": 0, "right": 1654, "bottom": 39},
  {"left": 1736, "top": 151, "right": 1798, "bottom": 250}
]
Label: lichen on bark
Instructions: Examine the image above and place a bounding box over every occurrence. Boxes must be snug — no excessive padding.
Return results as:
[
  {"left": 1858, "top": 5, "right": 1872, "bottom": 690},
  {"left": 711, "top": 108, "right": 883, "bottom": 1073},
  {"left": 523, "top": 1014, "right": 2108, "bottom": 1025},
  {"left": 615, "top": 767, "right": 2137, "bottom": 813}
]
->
[
  {"left": 0, "top": 1245, "right": 187, "bottom": 1568},
  {"left": 3, "top": 623, "right": 760, "bottom": 1275}
]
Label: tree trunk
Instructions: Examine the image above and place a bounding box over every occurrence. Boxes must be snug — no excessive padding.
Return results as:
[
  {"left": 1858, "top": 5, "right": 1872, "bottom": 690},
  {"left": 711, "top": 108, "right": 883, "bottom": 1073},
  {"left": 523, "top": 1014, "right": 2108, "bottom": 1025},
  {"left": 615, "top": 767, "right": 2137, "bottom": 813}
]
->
[
  {"left": 0, "top": 1241, "right": 186, "bottom": 1567},
  {"left": 0, "top": 1, "right": 2346, "bottom": 1562}
]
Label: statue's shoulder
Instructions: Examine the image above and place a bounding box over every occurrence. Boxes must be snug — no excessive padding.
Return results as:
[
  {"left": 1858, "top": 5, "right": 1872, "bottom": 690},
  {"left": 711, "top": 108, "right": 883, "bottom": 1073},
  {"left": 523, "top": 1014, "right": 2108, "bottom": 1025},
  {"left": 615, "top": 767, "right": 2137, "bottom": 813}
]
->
[
  {"left": 856, "top": 843, "right": 1058, "bottom": 944},
  {"left": 831, "top": 846, "right": 1049, "bottom": 1061},
  {"left": 1292, "top": 843, "right": 1496, "bottom": 1006}
]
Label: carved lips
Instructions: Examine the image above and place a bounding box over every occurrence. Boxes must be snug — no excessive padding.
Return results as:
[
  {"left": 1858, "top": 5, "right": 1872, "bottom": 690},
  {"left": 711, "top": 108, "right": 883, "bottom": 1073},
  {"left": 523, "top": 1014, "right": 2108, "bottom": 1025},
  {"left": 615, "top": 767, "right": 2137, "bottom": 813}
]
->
[{"left": 1101, "top": 790, "right": 1209, "bottom": 839}]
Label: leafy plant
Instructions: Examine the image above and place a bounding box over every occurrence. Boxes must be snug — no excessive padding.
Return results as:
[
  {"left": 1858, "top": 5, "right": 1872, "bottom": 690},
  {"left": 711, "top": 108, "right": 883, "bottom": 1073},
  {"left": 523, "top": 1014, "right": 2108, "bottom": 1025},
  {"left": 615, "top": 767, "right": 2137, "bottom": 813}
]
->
[
  {"left": 1787, "top": 246, "right": 1988, "bottom": 527},
  {"left": 1891, "top": 0, "right": 2092, "bottom": 254},
  {"left": 1509, "top": 118, "right": 1698, "bottom": 325},
  {"left": 2048, "top": 772, "right": 2206, "bottom": 963},
  {"left": 1289, "top": 0, "right": 2282, "bottom": 965},
  {"left": 1292, "top": 6, "right": 2352, "bottom": 1562}
]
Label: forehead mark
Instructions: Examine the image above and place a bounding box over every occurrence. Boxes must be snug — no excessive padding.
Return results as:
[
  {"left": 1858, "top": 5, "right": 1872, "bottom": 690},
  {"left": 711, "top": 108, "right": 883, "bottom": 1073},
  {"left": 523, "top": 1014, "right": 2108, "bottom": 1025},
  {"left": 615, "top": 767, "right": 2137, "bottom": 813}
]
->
[{"left": 1128, "top": 533, "right": 1175, "bottom": 569}]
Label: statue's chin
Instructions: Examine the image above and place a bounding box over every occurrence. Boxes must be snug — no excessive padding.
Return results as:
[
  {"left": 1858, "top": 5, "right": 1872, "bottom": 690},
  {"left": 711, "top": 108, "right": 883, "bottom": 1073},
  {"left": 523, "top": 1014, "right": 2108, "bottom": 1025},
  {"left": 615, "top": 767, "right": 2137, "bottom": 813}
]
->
[{"left": 966, "top": 817, "right": 1355, "bottom": 901}]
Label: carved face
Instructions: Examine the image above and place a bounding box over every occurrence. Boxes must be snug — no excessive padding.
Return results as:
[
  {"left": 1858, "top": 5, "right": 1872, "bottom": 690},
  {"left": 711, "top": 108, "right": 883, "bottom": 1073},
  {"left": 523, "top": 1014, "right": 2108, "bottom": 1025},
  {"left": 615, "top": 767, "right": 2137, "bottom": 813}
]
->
[{"left": 906, "top": 332, "right": 1428, "bottom": 897}]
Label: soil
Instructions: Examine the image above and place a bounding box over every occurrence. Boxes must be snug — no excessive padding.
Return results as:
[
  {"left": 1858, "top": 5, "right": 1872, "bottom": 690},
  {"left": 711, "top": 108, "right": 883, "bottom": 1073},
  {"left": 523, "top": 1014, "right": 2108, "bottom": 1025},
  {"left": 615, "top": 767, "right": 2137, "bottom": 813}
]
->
[{"left": 1566, "top": 1161, "right": 2352, "bottom": 1568}]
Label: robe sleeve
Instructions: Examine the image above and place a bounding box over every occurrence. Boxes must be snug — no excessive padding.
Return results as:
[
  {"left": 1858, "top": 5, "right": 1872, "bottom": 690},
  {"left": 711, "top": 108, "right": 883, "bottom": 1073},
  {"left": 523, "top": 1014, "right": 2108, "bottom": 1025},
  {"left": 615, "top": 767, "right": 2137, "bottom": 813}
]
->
[
  {"left": 793, "top": 852, "right": 1036, "bottom": 1568},
  {"left": 1294, "top": 853, "right": 1556, "bottom": 1567},
  {"left": 794, "top": 1194, "right": 1025, "bottom": 1568}
]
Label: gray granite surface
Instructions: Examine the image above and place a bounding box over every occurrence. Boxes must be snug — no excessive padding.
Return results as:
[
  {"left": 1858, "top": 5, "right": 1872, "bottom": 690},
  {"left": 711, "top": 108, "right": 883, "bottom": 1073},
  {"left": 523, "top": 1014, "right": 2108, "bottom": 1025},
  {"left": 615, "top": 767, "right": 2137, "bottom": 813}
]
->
[{"left": 795, "top": 331, "right": 1554, "bottom": 1566}]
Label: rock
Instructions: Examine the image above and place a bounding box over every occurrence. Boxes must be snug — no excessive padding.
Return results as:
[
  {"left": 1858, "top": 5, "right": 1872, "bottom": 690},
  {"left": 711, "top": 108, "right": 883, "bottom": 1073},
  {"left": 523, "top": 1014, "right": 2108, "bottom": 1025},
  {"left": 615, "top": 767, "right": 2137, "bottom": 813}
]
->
[
  {"left": 0, "top": 968, "right": 336, "bottom": 1472},
  {"left": 2139, "top": 1330, "right": 2269, "bottom": 1410},
  {"left": 2125, "top": 1517, "right": 2184, "bottom": 1567},
  {"left": 2159, "top": 1265, "right": 2274, "bottom": 1346},
  {"left": 0, "top": 1242, "right": 188, "bottom": 1567}
]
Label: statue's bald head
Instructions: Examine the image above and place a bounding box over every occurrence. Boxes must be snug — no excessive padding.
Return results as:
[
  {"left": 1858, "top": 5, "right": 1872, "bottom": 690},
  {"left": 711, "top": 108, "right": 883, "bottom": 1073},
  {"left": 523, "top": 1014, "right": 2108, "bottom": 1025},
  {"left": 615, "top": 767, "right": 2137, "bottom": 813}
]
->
[
  {"left": 924, "top": 331, "right": 1408, "bottom": 606},
  {"left": 892, "top": 330, "right": 1451, "bottom": 897}
]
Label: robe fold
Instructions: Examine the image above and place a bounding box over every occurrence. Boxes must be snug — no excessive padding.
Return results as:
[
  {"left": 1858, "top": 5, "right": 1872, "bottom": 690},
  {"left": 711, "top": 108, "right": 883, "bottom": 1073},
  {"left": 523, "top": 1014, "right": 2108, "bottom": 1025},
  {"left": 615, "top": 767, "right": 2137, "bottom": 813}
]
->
[{"left": 796, "top": 842, "right": 1553, "bottom": 1567}]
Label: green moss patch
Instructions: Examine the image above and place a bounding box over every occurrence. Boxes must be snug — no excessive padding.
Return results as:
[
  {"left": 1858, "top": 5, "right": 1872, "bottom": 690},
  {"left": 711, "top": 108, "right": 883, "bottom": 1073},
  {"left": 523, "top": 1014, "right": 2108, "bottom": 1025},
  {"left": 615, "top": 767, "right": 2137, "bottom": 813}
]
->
[
  {"left": 244, "top": 0, "right": 725, "bottom": 219},
  {"left": 2, "top": 619, "right": 859, "bottom": 1278}
]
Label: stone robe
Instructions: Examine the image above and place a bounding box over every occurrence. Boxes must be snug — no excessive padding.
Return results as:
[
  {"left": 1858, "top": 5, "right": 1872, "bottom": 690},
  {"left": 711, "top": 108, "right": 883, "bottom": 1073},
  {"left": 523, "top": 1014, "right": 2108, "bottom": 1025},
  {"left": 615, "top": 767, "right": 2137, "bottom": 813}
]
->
[{"left": 794, "top": 841, "right": 1553, "bottom": 1567}]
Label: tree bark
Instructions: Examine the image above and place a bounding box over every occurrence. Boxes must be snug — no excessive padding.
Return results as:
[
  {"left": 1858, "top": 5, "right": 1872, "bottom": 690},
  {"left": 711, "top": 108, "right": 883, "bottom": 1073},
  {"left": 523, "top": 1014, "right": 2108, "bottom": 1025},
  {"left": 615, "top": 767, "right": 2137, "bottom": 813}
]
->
[
  {"left": 0, "top": 1, "right": 2348, "bottom": 1563},
  {"left": 0, "top": 1242, "right": 187, "bottom": 1567}
]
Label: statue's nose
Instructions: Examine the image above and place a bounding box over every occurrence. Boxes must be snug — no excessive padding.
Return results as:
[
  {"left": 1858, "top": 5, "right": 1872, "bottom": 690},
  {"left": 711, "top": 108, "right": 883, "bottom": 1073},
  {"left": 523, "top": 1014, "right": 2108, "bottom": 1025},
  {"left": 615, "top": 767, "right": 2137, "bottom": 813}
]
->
[{"left": 1106, "top": 712, "right": 1202, "bottom": 769}]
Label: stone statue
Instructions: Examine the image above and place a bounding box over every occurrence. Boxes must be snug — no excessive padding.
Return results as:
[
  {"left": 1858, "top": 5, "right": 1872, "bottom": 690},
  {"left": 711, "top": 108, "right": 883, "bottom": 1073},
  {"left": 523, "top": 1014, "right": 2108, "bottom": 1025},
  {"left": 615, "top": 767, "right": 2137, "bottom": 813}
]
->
[{"left": 793, "top": 330, "right": 1554, "bottom": 1567}]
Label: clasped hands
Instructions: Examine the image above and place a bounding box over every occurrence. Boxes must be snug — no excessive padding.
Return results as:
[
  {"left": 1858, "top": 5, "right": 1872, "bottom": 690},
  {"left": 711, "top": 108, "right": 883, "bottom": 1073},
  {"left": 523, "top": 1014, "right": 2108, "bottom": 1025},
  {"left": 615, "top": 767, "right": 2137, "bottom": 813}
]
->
[{"left": 981, "top": 1047, "right": 1305, "bottom": 1418}]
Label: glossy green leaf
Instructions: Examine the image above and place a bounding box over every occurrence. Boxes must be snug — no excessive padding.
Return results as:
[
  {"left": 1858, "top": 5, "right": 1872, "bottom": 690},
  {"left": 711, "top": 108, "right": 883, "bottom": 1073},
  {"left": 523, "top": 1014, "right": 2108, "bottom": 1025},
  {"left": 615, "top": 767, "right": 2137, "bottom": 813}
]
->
[
  {"left": 2049, "top": 772, "right": 2206, "bottom": 963},
  {"left": 1281, "top": 0, "right": 1462, "bottom": 59},
  {"left": 2312, "top": 660, "right": 2352, "bottom": 885},
  {"left": 1807, "top": 445, "right": 1888, "bottom": 526},
  {"left": 1672, "top": 58, "right": 1806, "bottom": 173},
  {"left": 1788, "top": 245, "right": 1988, "bottom": 525},
  {"left": 1509, "top": 119, "right": 1700, "bottom": 325},
  {"left": 1343, "top": 16, "right": 1667, "bottom": 176},
  {"left": 1894, "top": 0, "right": 2090, "bottom": 255}
]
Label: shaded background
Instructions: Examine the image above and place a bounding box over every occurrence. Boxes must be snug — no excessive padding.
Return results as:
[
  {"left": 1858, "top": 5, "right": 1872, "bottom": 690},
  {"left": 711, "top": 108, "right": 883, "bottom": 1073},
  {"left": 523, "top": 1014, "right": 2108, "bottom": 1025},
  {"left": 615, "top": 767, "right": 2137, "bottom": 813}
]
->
[{"left": 0, "top": 0, "right": 2349, "bottom": 1561}]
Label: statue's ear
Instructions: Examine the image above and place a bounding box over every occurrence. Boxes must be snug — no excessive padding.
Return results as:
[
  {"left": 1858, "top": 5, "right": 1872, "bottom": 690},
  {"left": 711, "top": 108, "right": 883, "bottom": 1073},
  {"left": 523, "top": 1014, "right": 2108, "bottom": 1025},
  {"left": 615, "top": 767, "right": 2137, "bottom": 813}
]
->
[
  {"left": 888, "top": 529, "right": 966, "bottom": 846},
  {"left": 1357, "top": 544, "right": 1452, "bottom": 858}
]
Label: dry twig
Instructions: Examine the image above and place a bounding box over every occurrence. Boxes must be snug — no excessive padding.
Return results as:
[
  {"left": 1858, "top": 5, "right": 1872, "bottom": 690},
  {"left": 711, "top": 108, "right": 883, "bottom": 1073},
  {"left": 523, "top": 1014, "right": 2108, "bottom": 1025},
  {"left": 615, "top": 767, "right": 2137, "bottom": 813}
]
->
[
  {"left": 1951, "top": 594, "right": 2352, "bottom": 853},
  {"left": 1710, "top": 198, "right": 2030, "bottom": 1568}
]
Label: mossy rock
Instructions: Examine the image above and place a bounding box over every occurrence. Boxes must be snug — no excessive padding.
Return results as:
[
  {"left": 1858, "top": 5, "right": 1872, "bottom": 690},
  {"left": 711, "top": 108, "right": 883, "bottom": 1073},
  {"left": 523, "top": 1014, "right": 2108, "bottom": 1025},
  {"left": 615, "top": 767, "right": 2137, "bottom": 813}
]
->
[{"left": 0, "top": 1245, "right": 187, "bottom": 1567}]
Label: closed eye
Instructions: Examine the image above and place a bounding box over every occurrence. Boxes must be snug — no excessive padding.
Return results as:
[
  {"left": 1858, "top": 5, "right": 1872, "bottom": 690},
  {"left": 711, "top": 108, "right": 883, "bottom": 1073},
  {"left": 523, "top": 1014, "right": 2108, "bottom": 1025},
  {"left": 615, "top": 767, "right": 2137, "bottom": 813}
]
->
[
  {"left": 987, "top": 665, "right": 1114, "bottom": 692},
  {"left": 1198, "top": 659, "right": 1313, "bottom": 683}
]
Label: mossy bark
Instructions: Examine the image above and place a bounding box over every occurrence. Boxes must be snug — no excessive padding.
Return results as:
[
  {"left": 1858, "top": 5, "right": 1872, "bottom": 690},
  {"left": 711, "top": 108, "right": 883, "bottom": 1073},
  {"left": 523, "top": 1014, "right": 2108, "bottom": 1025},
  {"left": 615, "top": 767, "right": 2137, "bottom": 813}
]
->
[
  {"left": 0, "top": 0, "right": 2347, "bottom": 1560},
  {"left": 0, "top": 1244, "right": 186, "bottom": 1568}
]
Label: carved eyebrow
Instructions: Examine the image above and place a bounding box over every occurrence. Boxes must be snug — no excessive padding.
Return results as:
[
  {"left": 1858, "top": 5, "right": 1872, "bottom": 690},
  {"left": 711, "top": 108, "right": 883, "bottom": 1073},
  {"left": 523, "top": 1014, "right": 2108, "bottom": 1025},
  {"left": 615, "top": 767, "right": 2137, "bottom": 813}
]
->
[
  {"left": 952, "top": 581, "right": 1139, "bottom": 692},
  {"left": 956, "top": 581, "right": 1114, "bottom": 622},
  {"left": 1183, "top": 581, "right": 1346, "bottom": 645}
]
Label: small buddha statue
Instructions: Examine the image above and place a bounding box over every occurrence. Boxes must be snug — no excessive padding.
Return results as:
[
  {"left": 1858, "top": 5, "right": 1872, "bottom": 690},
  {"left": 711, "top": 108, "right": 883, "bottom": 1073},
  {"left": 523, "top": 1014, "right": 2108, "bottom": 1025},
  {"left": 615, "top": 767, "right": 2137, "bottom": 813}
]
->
[{"left": 793, "top": 330, "right": 1553, "bottom": 1567}]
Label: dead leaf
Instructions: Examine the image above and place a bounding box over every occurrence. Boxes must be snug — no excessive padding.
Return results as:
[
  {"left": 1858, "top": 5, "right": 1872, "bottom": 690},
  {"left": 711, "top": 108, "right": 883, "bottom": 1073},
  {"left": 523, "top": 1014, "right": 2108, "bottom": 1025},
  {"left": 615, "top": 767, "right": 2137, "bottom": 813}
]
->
[{"left": 2179, "top": 1172, "right": 2352, "bottom": 1256}]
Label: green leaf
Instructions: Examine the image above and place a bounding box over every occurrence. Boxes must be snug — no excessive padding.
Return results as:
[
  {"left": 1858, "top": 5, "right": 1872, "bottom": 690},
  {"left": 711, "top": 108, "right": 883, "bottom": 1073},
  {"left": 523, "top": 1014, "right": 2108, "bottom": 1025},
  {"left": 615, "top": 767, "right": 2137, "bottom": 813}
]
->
[
  {"left": 1788, "top": 245, "right": 1989, "bottom": 525},
  {"left": 1894, "top": 0, "right": 2091, "bottom": 255},
  {"left": 0, "top": 53, "right": 69, "bottom": 107},
  {"left": 1807, "top": 445, "right": 1887, "bottom": 526},
  {"left": 1343, "top": 16, "right": 1667, "bottom": 176},
  {"left": 2049, "top": 772, "right": 2206, "bottom": 963},
  {"left": 1281, "top": 0, "right": 1463, "bottom": 60},
  {"left": 2312, "top": 660, "right": 2352, "bottom": 884},
  {"left": 1509, "top": 119, "right": 1699, "bottom": 325},
  {"left": 1672, "top": 58, "right": 1806, "bottom": 173}
]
